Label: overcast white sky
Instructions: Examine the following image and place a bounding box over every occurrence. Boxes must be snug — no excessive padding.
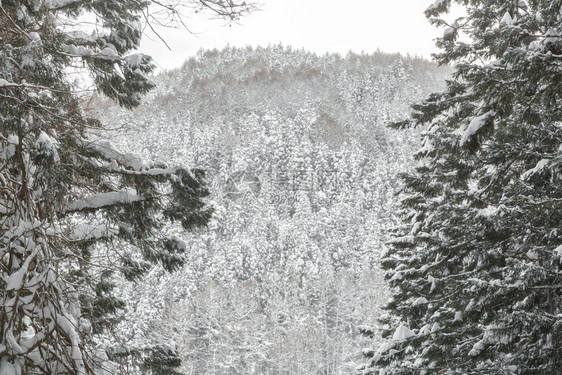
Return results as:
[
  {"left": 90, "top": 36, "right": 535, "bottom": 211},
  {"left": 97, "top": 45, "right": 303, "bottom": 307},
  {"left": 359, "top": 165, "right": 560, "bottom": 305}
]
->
[{"left": 139, "top": 0, "right": 442, "bottom": 71}]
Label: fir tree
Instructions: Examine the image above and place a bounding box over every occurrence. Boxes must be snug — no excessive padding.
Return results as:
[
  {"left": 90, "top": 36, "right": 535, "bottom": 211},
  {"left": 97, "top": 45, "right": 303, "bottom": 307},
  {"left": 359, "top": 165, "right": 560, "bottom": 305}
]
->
[
  {"left": 364, "top": 1, "right": 562, "bottom": 374},
  {"left": 0, "top": 0, "right": 254, "bottom": 374}
]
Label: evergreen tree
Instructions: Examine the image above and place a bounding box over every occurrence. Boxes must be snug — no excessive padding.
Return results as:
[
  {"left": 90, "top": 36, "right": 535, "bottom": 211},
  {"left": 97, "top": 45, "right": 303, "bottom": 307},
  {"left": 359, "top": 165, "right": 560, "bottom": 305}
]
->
[
  {"left": 363, "top": 1, "right": 562, "bottom": 374},
  {"left": 0, "top": 0, "right": 253, "bottom": 374}
]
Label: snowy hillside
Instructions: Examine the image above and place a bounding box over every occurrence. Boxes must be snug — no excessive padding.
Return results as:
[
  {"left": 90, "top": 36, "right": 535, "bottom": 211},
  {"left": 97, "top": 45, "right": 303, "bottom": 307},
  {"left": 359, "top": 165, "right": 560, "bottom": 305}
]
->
[{"left": 93, "top": 46, "right": 449, "bottom": 374}]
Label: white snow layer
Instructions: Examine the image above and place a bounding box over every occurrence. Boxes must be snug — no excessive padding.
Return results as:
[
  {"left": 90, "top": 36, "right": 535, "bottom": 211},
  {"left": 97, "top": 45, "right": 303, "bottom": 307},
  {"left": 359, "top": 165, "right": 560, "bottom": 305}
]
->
[
  {"left": 468, "top": 340, "right": 485, "bottom": 356},
  {"left": 444, "top": 21, "right": 459, "bottom": 37},
  {"left": 386, "top": 235, "right": 416, "bottom": 246},
  {"left": 412, "top": 297, "right": 428, "bottom": 306},
  {"left": 418, "top": 324, "right": 431, "bottom": 336},
  {"left": 545, "top": 27, "right": 561, "bottom": 45},
  {"left": 49, "top": 0, "right": 80, "bottom": 8},
  {"left": 98, "top": 46, "right": 118, "bottom": 59},
  {"left": 392, "top": 324, "right": 415, "bottom": 341},
  {"left": 35, "top": 131, "right": 60, "bottom": 163},
  {"left": 62, "top": 44, "right": 118, "bottom": 60},
  {"left": 67, "top": 189, "right": 143, "bottom": 211},
  {"left": 555, "top": 245, "right": 562, "bottom": 260},
  {"left": 460, "top": 111, "right": 493, "bottom": 146},
  {"left": 5, "top": 250, "right": 37, "bottom": 290},
  {"left": 63, "top": 44, "right": 94, "bottom": 57},
  {"left": 0, "top": 133, "right": 18, "bottom": 160},
  {"left": 65, "top": 30, "right": 91, "bottom": 40},
  {"left": 124, "top": 53, "right": 146, "bottom": 67},
  {"left": 521, "top": 158, "right": 550, "bottom": 180},
  {"left": 93, "top": 140, "right": 146, "bottom": 171},
  {"left": 28, "top": 32, "right": 40, "bottom": 42},
  {"left": 0, "top": 356, "right": 21, "bottom": 375}
]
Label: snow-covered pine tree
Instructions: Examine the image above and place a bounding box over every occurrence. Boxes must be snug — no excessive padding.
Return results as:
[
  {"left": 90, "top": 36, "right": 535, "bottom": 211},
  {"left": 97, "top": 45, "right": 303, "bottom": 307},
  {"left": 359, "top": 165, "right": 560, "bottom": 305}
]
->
[
  {"left": 0, "top": 0, "right": 253, "bottom": 374},
  {"left": 364, "top": 1, "right": 562, "bottom": 374}
]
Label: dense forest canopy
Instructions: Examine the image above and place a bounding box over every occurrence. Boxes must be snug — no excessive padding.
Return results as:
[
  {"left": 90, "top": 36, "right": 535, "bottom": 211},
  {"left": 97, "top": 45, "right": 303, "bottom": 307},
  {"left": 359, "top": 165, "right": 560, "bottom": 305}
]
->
[{"left": 95, "top": 45, "right": 450, "bottom": 374}]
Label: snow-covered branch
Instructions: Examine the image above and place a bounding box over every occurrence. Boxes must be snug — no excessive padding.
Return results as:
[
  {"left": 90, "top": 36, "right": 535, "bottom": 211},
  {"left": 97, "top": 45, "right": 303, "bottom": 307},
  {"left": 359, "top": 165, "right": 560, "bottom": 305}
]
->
[{"left": 66, "top": 189, "right": 144, "bottom": 212}]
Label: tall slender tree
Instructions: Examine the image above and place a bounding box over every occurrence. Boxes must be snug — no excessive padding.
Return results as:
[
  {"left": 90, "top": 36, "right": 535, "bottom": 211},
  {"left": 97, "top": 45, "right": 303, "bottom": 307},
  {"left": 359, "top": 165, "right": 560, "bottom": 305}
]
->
[
  {"left": 364, "top": 1, "right": 562, "bottom": 374},
  {"left": 0, "top": 0, "right": 254, "bottom": 374}
]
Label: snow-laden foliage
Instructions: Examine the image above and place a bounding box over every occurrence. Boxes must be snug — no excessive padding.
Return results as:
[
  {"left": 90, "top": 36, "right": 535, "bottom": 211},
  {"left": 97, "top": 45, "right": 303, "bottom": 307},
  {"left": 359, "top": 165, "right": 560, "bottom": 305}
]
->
[
  {"left": 95, "top": 46, "right": 450, "bottom": 374},
  {"left": 0, "top": 1, "right": 254, "bottom": 374},
  {"left": 364, "top": 1, "right": 562, "bottom": 374}
]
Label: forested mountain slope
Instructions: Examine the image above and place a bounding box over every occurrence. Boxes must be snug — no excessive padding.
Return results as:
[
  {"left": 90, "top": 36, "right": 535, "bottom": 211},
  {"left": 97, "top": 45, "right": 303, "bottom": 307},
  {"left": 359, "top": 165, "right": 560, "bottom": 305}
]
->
[{"left": 93, "top": 46, "right": 449, "bottom": 374}]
